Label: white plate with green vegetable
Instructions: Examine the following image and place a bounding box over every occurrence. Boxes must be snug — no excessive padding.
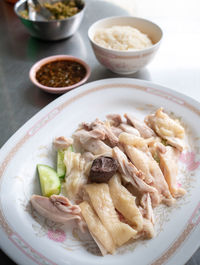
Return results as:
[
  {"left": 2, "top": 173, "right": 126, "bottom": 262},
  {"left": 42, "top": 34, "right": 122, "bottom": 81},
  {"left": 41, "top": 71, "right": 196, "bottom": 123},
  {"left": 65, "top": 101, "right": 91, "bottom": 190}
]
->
[{"left": 0, "top": 78, "right": 200, "bottom": 265}]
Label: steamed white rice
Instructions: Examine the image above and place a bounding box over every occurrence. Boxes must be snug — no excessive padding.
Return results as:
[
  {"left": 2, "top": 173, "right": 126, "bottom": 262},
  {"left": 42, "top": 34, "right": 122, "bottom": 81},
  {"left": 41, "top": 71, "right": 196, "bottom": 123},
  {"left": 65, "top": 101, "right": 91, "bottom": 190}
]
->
[{"left": 93, "top": 26, "right": 153, "bottom": 51}]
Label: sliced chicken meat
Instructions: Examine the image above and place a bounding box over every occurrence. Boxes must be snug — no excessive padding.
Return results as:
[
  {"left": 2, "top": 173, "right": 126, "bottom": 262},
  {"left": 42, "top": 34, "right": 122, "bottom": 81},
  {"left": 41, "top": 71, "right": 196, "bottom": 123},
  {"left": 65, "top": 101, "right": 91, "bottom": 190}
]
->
[
  {"left": 73, "top": 129, "right": 112, "bottom": 156},
  {"left": 140, "top": 193, "right": 155, "bottom": 224},
  {"left": 119, "top": 132, "right": 147, "bottom": 150},
  {"left": 124, "top": 144, "right": 175, "bottom": 206},
  {"left": 53, "top": 136, "right": 73, "bottom": 150},
  {"left": 64, "top": 151, "right": 87, "bottom": 201},
  {"left": 90, "top": 118, "right": 119, "bottom": 147},
  {"left": 30, "top": 195, "right": 86, "bottom": 232},
  {"left": 119, "top": 123, "right": 141, "bottom": 136},
  {"left": 124, "top": 145, "right": 155, "bottom": 184},
  {"left": 109, "top": 174, "right": 143, "bottom": 232},
  {"left": 78, "top": 119, "right": 119, "bottom": 147},
  {"left": 124, "top": 113, "right": 156, "bottom": 138},
  {"left": 32, "top": 110, "right": 188, "bottom": 255},
  {"left": 73, "top": 129, "right": 105, "bottom": 145},
  {"left": 81, "top": 151, "right": 95, "bottom": 163},
  {"left": 77, "top": 118, "right": 119, "bottom": 147},
  {"left": 118, "top": 133, "right": 174, "bottom": 205},
  {"left": 85, "top": 183, "right": 137, "bottom": 247},
  {"left": 84, "top": 139, "right": 112, "bottom": 156},
  {"left": 78, "top": 122, "right": 92, "bottom": 131},
  {"left": 79, "top": 201, "right": 115, "bottom": 255},
  {"left": 158, "top": 145, "right": 186, "bottom": 198},
  {"left": 106, "top": 114, "right": 122, "bottom": 127},
  {"left": 142, "top": 218, "right": 155, "bottom": 239},
  {"left": 113, "top": 147, "right": 160, "bottom": 207},
  {"left": 111, "top": 126, "right": 123, "bottom": 137},
  {"left": 145, "top": 108, "right": 185, "bottom": 151}
]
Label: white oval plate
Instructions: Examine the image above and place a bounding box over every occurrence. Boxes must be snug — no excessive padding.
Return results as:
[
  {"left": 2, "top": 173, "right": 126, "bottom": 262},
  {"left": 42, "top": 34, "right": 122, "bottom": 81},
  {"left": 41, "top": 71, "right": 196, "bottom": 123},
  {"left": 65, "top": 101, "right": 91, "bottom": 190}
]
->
[{"left": 0, "top": 78, "right": 200, "bottom": 265}]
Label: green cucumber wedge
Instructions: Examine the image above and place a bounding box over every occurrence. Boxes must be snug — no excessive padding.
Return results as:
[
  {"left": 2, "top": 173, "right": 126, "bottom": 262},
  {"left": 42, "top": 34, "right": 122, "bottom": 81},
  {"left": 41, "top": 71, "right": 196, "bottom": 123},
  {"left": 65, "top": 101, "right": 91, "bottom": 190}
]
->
[
  {"left": 57, "top": 146, "right": 73, "bottom": 179},
  {"left": 37, "top": 164, "right": 61, "bottom": 197},
  {"left": 57, "top": 150, "right": 66, "bottom": 179}
]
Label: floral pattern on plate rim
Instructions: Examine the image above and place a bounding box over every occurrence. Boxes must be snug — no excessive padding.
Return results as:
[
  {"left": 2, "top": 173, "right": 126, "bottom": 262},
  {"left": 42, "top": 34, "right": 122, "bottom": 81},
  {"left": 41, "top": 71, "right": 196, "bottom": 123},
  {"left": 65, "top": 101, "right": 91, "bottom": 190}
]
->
[
  {"left": 17, "top": 103, "right": 199, "bottom": 256},
  {"left": 0, "top": 82, "right": 199, "bottom": 265}
]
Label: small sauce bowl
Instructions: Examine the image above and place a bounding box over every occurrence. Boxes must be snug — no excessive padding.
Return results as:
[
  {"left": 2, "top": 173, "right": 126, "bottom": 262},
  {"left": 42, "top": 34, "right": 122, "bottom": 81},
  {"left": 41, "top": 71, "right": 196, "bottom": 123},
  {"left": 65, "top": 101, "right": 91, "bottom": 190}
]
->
[{"left": 29, "top": 55, "right": 91, "bottom": 94}]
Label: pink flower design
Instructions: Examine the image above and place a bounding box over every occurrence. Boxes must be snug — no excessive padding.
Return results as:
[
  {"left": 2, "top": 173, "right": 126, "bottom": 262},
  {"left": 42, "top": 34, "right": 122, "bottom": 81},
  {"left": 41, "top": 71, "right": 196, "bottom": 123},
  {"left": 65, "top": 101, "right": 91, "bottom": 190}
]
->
[
  {"left": 47, "top": 228, "right": 66, "bottom": 243},
  {"left": 179, "top": 151, "right": 200, "bottom": 171}
]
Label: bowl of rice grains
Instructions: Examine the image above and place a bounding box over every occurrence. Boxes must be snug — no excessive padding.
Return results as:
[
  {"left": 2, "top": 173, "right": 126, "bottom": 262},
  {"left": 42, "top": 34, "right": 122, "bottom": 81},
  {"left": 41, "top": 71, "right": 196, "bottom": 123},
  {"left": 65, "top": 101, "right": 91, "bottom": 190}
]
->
[{"left": 88, "top": 16, "right": 163, "bottom": 74}]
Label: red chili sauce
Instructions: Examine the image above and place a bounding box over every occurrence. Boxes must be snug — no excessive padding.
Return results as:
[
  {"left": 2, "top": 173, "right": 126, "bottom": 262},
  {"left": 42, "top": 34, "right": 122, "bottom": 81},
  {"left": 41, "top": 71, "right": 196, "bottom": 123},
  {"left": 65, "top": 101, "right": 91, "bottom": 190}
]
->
[{"left": 36, "top": 60, "right": 86, "bottom": 88}]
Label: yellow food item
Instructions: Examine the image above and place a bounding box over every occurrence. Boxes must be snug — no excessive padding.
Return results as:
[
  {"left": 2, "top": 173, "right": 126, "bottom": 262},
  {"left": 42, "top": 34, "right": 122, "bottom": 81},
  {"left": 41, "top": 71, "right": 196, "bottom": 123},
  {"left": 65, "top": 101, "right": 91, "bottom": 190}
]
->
[
  {"left": 44, "top": 0, "right": 80, "bottom": 20},
  {"left": 85, "top": 183, "right": 137, "bottom": 246},
  {"left": 79, "top": 201, "right": 115, "bottom": 254},
  {"left": 147, "top": 108, "right": 185, "bottom": 139},
  {"left": 64, "top": 150, "right": 87, "bottom": 201},
  {"left": 119, "top": 132, "right": 146, "bottom": 148},
  {"left": 109, "top": 174, "right": 143, "bottom": 231}
]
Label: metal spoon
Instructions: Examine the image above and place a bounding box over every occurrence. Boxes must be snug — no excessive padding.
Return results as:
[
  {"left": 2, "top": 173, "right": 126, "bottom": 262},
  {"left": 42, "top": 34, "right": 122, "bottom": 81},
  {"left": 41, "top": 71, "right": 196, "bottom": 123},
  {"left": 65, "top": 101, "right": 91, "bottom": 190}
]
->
[
  {"left": 27, "top": 0, "right": 53, "bottom": 21},
  {"left": 27, "top": 0, "right": 37, "bottom": 20}
]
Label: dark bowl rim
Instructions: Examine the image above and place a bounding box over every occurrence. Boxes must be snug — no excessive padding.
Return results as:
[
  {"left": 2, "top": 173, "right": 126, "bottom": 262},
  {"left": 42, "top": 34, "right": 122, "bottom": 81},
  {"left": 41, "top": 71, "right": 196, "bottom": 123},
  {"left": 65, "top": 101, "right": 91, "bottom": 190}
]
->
[{"left": 14, "top": 0, "right": 85, "bottom": 22}]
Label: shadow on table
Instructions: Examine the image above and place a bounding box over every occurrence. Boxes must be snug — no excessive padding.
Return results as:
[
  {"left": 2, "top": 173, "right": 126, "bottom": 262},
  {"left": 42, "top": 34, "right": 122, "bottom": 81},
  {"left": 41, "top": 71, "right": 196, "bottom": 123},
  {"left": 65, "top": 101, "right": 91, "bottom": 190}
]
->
[{"left": 89, "top": 66, "right": 152, "bottom": 82}]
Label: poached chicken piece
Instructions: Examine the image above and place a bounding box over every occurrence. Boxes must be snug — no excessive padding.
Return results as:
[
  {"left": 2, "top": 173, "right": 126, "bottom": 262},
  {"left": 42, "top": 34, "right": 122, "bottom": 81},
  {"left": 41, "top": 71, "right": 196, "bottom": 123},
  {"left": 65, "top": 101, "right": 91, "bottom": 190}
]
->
[
  {"left": 73, "top": 129, "right": 112, "bottom": 155},
  {"left": 142, "top": 218, "right": 155, "bottom": 239},
  {"left": 78, "top": 118, "right": 118, "bottom": 147},
  {"left": 84, "top": 183, "right": 137, "bottom": 247},
  {"left": 145, "top": 108, "right": 185, "bottom": 151},
  {"left": 119, "top": 133, "right": 175, "bottom": 206},
  {"left": 113, "top": 147, "right": 160, "bottom": 207},
  {"left": 124, "top": 113, "right": 156, "bottom": 138},
  {"left": 106, "top": 114, "right": 122, "bottom": 127},
  {"left": 31, "top": 108, "right": 187, "bottom": 256},
  {"left": 89, "top": 118, "right": 119, "bottom": 147},
  {"left": 30, "top": 195, "right": 86, "bottom": 232},
  {"left": 158, "top": 145, "right": 186, "bottom": 198},
  {"left": 109, "top": 174, "right": 143, "bottom": 232},
  {"left": 64, "top": 150, "right": 87, "bottom": 201},
  {"left": 53, "top": 136, "right": 73, "bottom": 150},
  {"left": 140, "top": 193, "right": 155, "bottom": 225},
  {"left": 119, "top": 123, "right": 141, "bottom": 136},
  {"left": 79, "top": 201, "right": 115, "bottom": 255}
]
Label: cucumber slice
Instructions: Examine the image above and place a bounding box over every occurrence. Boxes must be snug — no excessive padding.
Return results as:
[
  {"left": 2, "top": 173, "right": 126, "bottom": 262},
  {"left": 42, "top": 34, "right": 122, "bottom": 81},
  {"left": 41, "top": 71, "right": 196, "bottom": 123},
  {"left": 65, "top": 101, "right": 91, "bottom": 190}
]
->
[
  {"left": 37, "top": 164, "right": 61, "bottom": 197},
  {"left": 57, "top": 146, "right": 73, "bottom": 179},
  {"left": 57, "top": 150, "right": 66, "bottom": 179},
  {"left": 70, "top": 146, "right": 74, "bottom": 152}
]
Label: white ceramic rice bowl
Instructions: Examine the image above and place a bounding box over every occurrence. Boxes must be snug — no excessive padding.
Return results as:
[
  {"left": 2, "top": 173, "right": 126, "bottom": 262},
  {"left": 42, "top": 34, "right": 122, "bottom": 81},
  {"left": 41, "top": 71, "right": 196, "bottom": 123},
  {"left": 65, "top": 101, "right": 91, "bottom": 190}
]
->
[{"left": 88, "top": 16, "right": 163, "bottom": 74}]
